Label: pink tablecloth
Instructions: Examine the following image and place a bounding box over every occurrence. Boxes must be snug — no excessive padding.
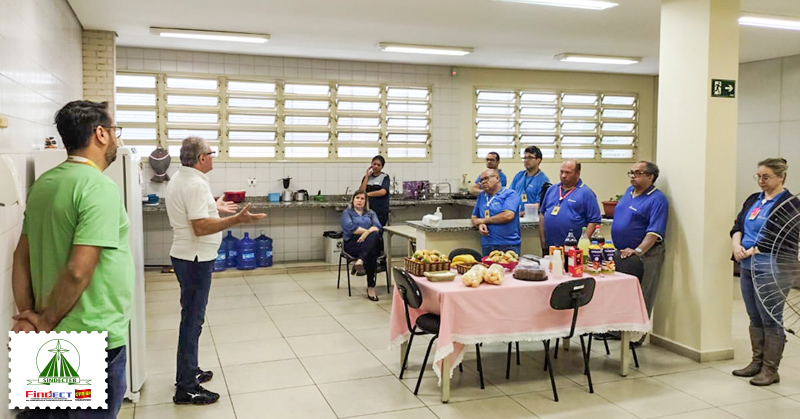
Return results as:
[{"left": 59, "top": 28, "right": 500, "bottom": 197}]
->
[{"left": 389, "top": 270, "right": 651, "bottom": 383}]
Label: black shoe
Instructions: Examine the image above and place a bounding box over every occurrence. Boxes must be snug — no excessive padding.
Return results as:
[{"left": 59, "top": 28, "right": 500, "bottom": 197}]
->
[
  {"left": 376, "top": 263, "right": 386, "bottom": 273},
  {"left": 197, "top": 369, "right": 213, "bottom": 384},
  {"left": 173, "top": 386, "right": 220, "bottom": 405}
]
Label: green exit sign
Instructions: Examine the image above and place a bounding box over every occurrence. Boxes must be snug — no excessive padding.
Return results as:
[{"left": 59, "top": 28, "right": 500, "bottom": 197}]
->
[{"left": 711, "top": 79, "right": 736, "bottom": 98}]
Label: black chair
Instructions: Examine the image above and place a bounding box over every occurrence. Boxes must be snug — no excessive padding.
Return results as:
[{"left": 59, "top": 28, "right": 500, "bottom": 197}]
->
[
  {"left": 448, "top": 248, "right": 483, "bottom": 262},
  {"left": 337, "top": 239, "right": 391, "bottom": 297},
  {"left": 542, "top": 277, "right": 597, "bottom": 402},
  {"left": 394, "top": 267, "right": 485, "bottom": 394}
]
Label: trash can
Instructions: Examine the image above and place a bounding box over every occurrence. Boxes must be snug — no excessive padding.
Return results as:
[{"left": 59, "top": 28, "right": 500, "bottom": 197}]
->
[{"left": 323, "top": 231, "right": 343, "bottom": 264}]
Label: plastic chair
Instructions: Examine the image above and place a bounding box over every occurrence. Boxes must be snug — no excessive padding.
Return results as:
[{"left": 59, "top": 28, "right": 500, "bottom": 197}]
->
[
  {"left": 542, "top": 277, "right": 597, "bottom": 402},
  {"left": 393, "top": 267, "right": 485, "bottom": 394},
  {"left": 337, "top": 239, "right": 391, "bottom": 297}
]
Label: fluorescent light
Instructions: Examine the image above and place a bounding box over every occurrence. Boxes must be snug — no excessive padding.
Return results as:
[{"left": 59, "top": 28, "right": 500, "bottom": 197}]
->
[
  {"left": 378, "top": 43, "right": 473, "bottom": 56},
  {"left": 555, "top": 53, "right": 641, "bottom": 65},
  {"left": 150, "top": 27, "right": 269, "bottom": 44},
  {"left": 493, "top": 0, "right": 618, "bottom": 11},
  {"left": 739, "top": 14, "right": 800, "bottom": 31}
]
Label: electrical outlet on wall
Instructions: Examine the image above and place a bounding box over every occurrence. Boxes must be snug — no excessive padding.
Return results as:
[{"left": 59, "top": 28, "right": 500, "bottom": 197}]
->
[{"left": 248, "top": 177, "right": 257, "bottom": 187}]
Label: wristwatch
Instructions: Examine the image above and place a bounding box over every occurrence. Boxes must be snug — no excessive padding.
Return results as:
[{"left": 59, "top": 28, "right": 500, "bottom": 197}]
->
[{"left": 635, "top": 247, "right": 643, "bottom": 256}]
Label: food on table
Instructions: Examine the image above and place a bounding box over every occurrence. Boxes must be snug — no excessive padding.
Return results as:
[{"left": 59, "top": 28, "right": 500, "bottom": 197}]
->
[
  {"left": 513, "top": 263, "right": 548, "bottom": 281},
  {"left": 461, "top": 264, "right": 486, "bottom": 288},
  {"left": 484, "top": 264, "right": 505, "bottom": 285},
  {"left": 450, "top": 254, "right": 478, "bottom": 268},
  {"left": 486, "top": 250, "right": 519, "bottom": 264},
  {"left": 410, "top": 249, "right": 449, "bottom": 264},
  {"left": 424, "top": 270, "right": 456, "bottom": 282}
]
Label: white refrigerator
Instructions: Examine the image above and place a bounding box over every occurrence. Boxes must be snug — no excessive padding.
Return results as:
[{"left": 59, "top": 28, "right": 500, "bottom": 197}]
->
[{"left": 33, "top": 147, "right": 147, "bottom": 402}]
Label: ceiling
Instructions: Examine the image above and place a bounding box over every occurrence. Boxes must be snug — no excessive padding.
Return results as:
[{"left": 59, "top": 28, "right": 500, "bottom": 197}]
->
[{"left": 68, "top": 0, "right": 800, "bottom": 75}]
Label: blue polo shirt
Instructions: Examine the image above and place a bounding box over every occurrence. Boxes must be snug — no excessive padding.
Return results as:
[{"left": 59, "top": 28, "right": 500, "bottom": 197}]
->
[
  {"left": 510, "top": 169, "right": 550, "bottom": 211},
  {"left": 540, "top": 179, "right": 601, "bottom": 247},
  {"left": 610, "top": 185, "right": 669, "bottom": 250},
  {"left": 341, "top": 207, "right": 382, "bottom": 241},
  {"left": 741, "top": 190, "right": 786, "bottom": 269},
  {"left": 471, "top": 188, "right": 521, "bottom": 247},
  {"left": 475, "top": 170, "right": 507, "bottom": 188}
]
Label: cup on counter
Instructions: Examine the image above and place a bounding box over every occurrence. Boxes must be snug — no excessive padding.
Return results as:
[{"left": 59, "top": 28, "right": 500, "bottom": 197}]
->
[
  {"left": 147, "top": 194, "right": 159, "bottom": 204},
  {"left": 524, "top": 203, "right": 539, "bottom": 221}
]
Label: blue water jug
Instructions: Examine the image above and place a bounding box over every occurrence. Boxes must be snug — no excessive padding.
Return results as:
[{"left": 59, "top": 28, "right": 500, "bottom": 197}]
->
[
  {"left": 256, "top": 231, "right": 273, "bottom": 267},
  {"left": 237, "top": 232, "right": 257, "bottom": 270},
  {"left": 224, "top": 231, "right": 239, "bottom": 268},
  {"left": 213, "top": 241, "right": 227, "bottom": 272}
]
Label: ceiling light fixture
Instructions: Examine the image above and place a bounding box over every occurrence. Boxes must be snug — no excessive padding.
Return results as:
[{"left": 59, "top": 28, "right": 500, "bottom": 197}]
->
[
  {"left": 492, "top": 0, "right": 618, "bottom": 11},
  {"left": 738, "top": 14, "right": 800, "bottom": 31},
  {"left": 555, "top": 53, "right": 641, "bottom": 65},
  {"left": 150, "top": 27, "right": 270, "bottom": 44},
  {"left": 378, "top": 43, "right": 474, "bottom": 56}
]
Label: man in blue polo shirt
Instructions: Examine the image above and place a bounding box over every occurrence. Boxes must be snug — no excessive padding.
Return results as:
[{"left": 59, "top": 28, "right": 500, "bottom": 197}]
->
[
  {"left": 510, "top": 145, "right": 550, "bottom": 215},
  {"left": 539, "top": 160, "right": 601, "bottom": 253},
  {"left": 611, "top": 161, "right": 669, "bottom": 319},
  {"left": 471, "top": 169, "right": 521, "bottom": 256},
  {"left": 469, "top": 152, "right": 507, "bottom": 195}
]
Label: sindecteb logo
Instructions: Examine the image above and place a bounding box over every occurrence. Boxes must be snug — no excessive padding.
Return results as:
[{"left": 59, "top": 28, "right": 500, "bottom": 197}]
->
[{"left": 9, "top": 332, "right": 108, "bottom": 410}]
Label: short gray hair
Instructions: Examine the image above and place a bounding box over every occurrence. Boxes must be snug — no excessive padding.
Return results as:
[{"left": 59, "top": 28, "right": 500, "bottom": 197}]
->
[
  {"left": 638, "top": 161, "right": 660, "bottom": 182},
  {"left": 180, "top": 137, "right": 207, "bottom": 167}
]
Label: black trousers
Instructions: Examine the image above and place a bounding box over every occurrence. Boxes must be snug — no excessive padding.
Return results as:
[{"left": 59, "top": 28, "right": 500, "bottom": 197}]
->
[{"left": 344, "top": 233, "right": 381, "bottom": 287}]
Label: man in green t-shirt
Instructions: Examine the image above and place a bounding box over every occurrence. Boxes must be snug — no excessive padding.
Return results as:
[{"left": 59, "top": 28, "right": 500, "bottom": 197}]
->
[{"left": 11, "top": 100, "right": 133, "bottom": 418}]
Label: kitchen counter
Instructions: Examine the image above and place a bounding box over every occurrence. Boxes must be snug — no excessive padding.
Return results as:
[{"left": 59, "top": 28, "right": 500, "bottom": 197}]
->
[
  {"left": 142, "top": 195, "right": 476, "bottom": 213},
  {"left": 406, "top": 218, "right": 539, "bottom": 232}
]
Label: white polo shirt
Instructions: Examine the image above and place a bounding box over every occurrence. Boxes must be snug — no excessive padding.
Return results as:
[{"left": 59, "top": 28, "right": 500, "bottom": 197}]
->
[{"left": 166, "top": 166, "right": 221, "bottom": 262}]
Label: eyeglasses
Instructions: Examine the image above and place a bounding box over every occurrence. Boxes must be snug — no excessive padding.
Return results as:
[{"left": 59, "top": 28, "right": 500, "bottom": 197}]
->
[
  {"left": 627, "top": 170, "right": 650, "bottom": 177},
  {"left": 99, "top": 125, "right": 122, "bottom": 139},
  {"left": 754, "top": 174, "right": 776, "bottom": 182},
  {"left": 522, "top": 156, "right": 541, "bottom": 161},
  {"left": 203, "top": 151, "right": 217, "bottom": 157},
  {"left": 479, "top": 175, "right": 497, "bottom": 183}
]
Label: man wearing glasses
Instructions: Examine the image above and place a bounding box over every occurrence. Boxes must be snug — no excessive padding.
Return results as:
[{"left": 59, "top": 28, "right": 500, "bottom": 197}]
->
[
  {"left": 471, "top": 169, "right": 522, "bottom": 256},
  {"left": 12, "top": 100, "right": 131, "bottom": 418},
  {"left": 469, "top": 152, "right": 507, "bottom": 195},
  {"left": 611, "top": 161, "right": 669, "bottom": 322},
  {"left": 510, "top": 146, "right": 550, "bottom": 215},
  {"left": 166, "top": 137, "right": 266, "bottom": 405}
]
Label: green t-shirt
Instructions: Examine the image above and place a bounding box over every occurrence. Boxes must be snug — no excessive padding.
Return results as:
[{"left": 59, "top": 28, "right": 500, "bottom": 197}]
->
[{"left": 23, "top": 161, "right": 134, "bottom": 349}]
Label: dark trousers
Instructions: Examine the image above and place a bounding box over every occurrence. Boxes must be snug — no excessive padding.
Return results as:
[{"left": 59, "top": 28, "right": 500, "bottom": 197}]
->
[
  {"left": 344, "top": 233, "right": 381, "bottom": 288},
  {"left": 17, "top": 346, "right": 127, "bottom": 419},
  {"left": 171, "top": 256, "right": 214, "bottom": 391},
  {"left": 375, "top": 210, "right": 389, "bottom": 259},
  {"left": 640, "top": 243, "right": 666, "bottom": 318}
]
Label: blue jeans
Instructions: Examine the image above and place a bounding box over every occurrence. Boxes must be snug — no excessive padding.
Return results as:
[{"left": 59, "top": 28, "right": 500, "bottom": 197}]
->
[
  {"left": 481, "top": 244, "right": 521, "bottom": 257},
  {"left": 16, "top": 346, "right": 127, "bottom": 419},
  {"left": 171, "top": 256, "right": 214, "bottom": 391},
  {"left": 740, "top": 258, "right": 786, "bottom": 334}
]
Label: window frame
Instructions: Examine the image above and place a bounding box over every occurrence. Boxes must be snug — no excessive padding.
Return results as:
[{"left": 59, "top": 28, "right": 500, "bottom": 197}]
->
[
  {"left": 472, "top": 87, "right": 639, "bottom": 163},
  {"left": 115, "top": 70, "right": 433, "bottom": 163}
]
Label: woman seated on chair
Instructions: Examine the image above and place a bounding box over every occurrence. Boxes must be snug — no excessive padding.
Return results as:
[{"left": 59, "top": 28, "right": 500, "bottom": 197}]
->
[{"left": 341, "top": 189, "right": 383, "bottom": 301}]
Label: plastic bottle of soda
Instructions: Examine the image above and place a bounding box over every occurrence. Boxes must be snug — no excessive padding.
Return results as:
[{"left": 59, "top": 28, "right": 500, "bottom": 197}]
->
[
  {"left": 590, "top": 225, "right": 605, "bottom": 247},
  {"left": 563, "top": 229, "right": 578, "bottom": 271},
  {"left": 577, "top": 227, "right": 591, "bottom": 265}
]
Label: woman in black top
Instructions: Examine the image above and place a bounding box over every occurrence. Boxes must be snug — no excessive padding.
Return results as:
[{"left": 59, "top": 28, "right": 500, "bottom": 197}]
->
[
  {"left": 359, "top": 155, "right": 391, "bottom": 227},
  {"left": 730, "top": 158, "right": 799, "bottom": 386}
]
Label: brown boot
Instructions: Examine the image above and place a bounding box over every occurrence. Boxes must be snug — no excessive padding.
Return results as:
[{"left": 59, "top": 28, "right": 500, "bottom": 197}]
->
[
  {"left": 732, "top": 326, "right": 764, "bottom": 377},
  {"left": 750, "top": 328, "right": 784, "bottom": 386}
]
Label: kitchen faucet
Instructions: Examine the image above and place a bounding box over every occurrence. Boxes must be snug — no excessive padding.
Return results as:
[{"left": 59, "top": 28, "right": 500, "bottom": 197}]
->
[
  {"left": 433, "top": 182, "right": 452, "bottom": 199},
  {"left": 343, "top": 186, "right": 351, "bottom": 202}
]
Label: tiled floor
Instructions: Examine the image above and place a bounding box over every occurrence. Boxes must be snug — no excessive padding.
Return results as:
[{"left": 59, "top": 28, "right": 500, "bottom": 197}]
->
[{"left": 119, "top": 268, "right": 800, "bottom": 418}]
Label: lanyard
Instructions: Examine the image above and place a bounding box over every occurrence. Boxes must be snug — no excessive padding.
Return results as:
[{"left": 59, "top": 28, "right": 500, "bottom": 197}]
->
[
  {"left": 486, "top": 188, "right": 505, "bottom": 207},
  {"left": 558, "top": 185, "right": 576, "bottom": 203},
  {"left": 522, "top": 171, "right": 539, "bottom": 193},
  {"left": 66, "top": 155, "right": 101, "bottom": 171}
]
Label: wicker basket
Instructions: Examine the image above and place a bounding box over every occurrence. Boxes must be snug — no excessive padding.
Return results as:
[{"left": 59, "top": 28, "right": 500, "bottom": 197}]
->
[
  {"left": 456, "top": 262, "right": 487, "bottom": 275},
  {"left": 404, "top": 257, "right": 450, "bottom": 276}
]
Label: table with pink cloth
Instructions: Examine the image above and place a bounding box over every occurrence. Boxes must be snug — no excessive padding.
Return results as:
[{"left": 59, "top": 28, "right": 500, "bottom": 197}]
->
[{"left": 389, "top": 270, "right": 651, "bottom": 402}]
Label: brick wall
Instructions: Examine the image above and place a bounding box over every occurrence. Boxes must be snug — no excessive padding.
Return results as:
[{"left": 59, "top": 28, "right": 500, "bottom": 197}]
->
[{"left": 82, "top": 30, "right": 116, "bottom": 113}]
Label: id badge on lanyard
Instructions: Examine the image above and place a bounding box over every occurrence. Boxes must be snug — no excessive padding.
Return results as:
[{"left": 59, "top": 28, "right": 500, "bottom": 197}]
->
[
  {"left": 749, "top": 207, "right": 761, "bottom": 220},
  {"left": 521, "top": 193, "right": 527, "bottom": 203}
]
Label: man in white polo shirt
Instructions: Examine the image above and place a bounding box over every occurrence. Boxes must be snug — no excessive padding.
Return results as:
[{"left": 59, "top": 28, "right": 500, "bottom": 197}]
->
[{"left": 166, "top": 137, "right": 266, "bottom": 405}]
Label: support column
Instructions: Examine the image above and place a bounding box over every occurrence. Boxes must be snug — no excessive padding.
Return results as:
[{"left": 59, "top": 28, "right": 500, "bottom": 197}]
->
[
  {"left": 652, "top": 0, "right": 739, "bottom": 362},
  {"left": 82, "top": 30, "right": 116, "bottom": 115}
]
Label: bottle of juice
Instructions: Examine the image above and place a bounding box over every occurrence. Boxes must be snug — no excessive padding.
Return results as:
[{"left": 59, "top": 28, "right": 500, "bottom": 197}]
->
[
  {"left": 587, "top": 240, "right": 603, "bottom": 274},
  {"left": 563, "top": 229, "right": 578, "bottom": 271},
  {"left": 577, "top": 227, "right": 591, "bottom": 265},
  {"left": 602, "top": 240, "right": 616, "bottom": 273}
]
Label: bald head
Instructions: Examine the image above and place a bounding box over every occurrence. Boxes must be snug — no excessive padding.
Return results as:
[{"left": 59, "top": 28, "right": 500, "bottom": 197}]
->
[
  {"left": 560, "top": 160, "right": 581, "bottom": 189},
  {"left": 479, "top": 169, "right": 502, "bottom": 194}
]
